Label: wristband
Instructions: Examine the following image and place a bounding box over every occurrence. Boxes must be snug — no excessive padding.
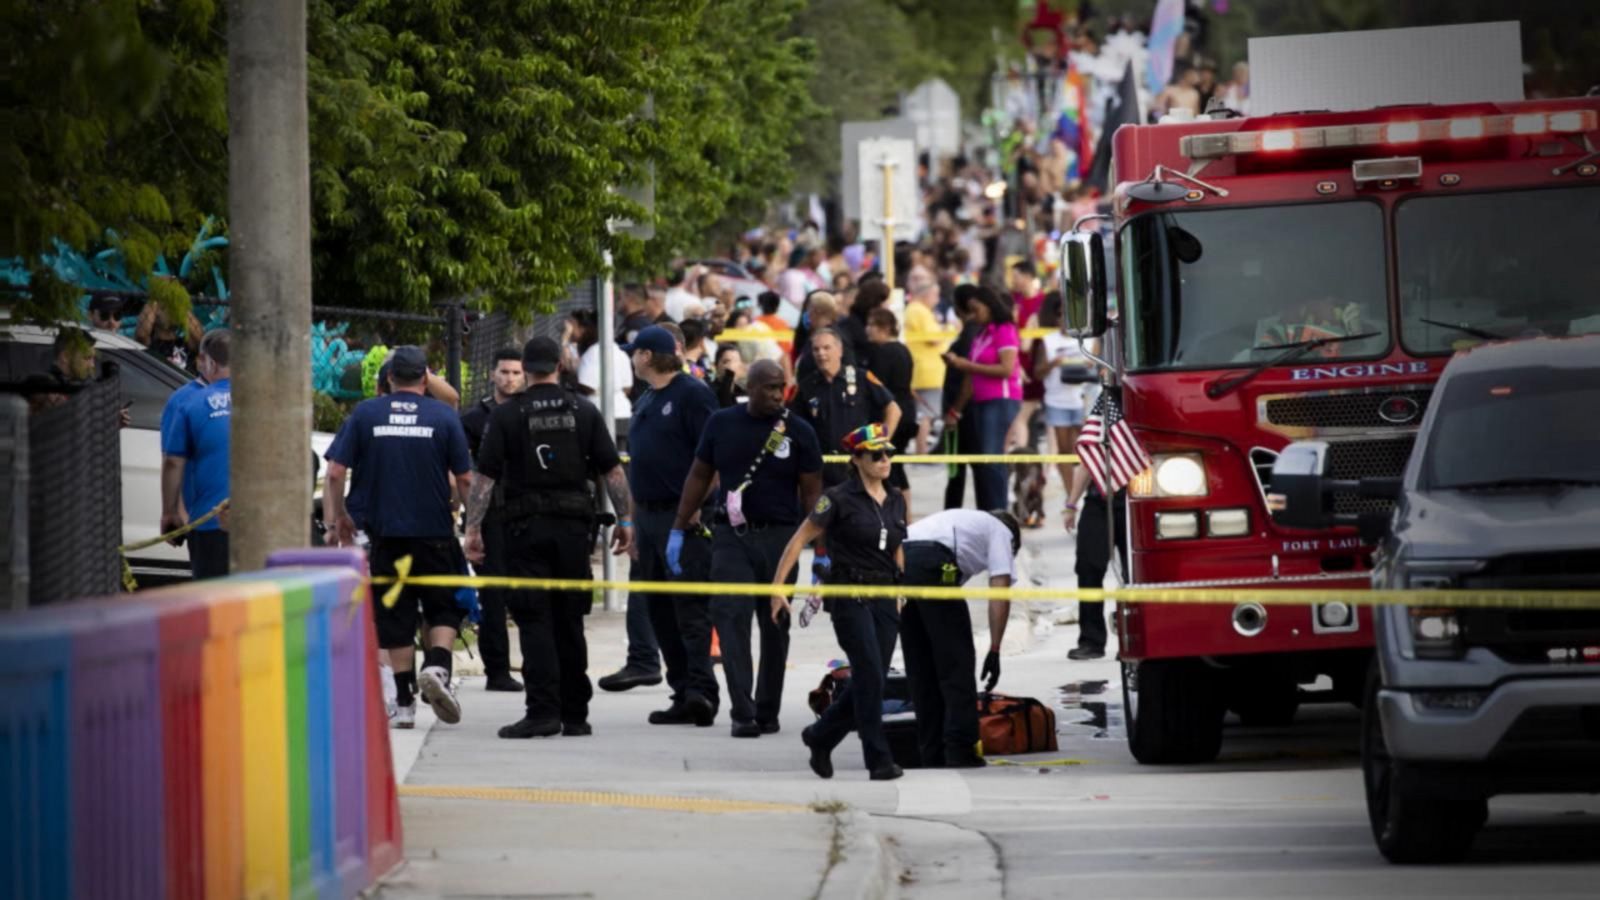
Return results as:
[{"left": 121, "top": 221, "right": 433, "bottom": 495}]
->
[
  {"left": 617, "top": 520, "right": 632, "bottom": 528},
  {"left": 1064, "top": 503, "right": 1078, "bottom": 511}
]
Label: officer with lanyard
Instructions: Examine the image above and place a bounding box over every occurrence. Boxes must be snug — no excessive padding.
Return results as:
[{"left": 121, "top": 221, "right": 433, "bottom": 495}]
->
[
  {"left": 464, "top": 337, "right": 633, "bottom": 740},
  {"left": 622, "top": 326, "right": 721, "bottom": 727},
  {"left": 671, "top": 359, "right": 823, "bottom": 739},
  {"left": 789, "top": 327, "right": 902, "bottom": 488},
  {"left": 899, "top": 508, "right": 1020, "bottom": 768},
  {"left": 771, "top": 424, "right": 907, "bottom": 782}
]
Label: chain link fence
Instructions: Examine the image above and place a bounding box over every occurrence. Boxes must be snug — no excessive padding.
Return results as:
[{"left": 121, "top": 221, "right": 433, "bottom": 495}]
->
[{"left": 11, "top": 366, "right": 124, "bottom": 606}]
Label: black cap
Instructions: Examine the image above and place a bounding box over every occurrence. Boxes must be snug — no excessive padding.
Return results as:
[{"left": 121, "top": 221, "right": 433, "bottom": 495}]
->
[
  {"left": 389, "top": 345, "right": 428, "bottom": 381},
  {"left": 523, "top": 336, "right": 562, "bottom": 374}
]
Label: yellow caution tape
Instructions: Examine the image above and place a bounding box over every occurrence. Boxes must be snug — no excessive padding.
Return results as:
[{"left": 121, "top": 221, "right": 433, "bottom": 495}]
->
[
  {"left": 371, "top": 559, "right": 1600, "bottom": 611},
  {"left": 618, "top": 453, "right": 1080, "bottom": 465},
  {"left": 117, "top": 498, "right": 229, "bottom": 591}
]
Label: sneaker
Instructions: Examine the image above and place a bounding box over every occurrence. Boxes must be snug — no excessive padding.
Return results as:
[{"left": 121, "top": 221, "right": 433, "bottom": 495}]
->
[
  {"left": 1067, "top": 646, "right": 1105, "bottom": 661},
  {"left": 389, "top": 702, "right": 417, "bottom": 730},
  {"left": 419, "top": 666, "right": 461, "bottom": 724}
]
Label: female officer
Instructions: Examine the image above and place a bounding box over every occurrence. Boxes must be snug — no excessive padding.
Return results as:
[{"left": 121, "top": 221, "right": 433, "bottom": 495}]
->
[{"left": 771, "top": 424, "right": 907, "bottom": 781}]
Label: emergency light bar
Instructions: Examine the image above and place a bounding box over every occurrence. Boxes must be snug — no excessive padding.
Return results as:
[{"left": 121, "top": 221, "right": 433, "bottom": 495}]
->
[{"left": 1180, "top": 110, "right": 1598, "bottom": 160}]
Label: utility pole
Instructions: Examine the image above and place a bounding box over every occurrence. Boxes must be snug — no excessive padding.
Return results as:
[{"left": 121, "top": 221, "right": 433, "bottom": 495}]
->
[
  {"left": 878, "top": 154, "right": 898, "bottom": 290},
  {"left": 227, "top": 0, "right": 312, "bottom": 570}
]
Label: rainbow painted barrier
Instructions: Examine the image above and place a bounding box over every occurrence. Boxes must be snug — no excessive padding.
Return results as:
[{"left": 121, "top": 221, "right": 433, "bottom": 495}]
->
[{"left": 0, "top": 547, "right": 403, "bottom": 900}]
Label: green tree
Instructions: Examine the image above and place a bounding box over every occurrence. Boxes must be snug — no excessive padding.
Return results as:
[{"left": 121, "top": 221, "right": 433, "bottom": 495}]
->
[{"left": 5, "top": 0, "right": 818, "bottom": 322}]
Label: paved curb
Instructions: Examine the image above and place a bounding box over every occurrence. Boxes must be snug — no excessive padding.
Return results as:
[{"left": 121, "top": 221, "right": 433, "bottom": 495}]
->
[{"left": 818, "top": 810, "right": 901, "bottom": 900}]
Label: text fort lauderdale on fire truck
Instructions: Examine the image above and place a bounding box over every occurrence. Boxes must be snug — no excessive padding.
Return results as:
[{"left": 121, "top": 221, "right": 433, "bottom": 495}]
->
[{"left": 1056, "top": 22, "right": 1600, "bottom": 764}]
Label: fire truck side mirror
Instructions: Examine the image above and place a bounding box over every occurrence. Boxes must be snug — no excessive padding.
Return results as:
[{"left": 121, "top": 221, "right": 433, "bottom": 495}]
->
[
  {"left": 1060, "top": 232, "right": 1107, "bottom": 339},
  {"left": 1266, "top": 441, "right": 1337, "bottom": 530}
]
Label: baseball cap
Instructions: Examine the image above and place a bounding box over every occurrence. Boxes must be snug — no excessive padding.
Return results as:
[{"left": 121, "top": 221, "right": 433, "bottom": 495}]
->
[
  {"left": 522, "top": 336, "right": 562, "bottom": 374},
  {"left": 389, "top": 345, "right": 428, "bottom": 381},
  {"left": 841, "top": 423, "right": 894, "bottom": 453},
  {"left": 620, "top": 325, "right": 676, "bottom": 356}
]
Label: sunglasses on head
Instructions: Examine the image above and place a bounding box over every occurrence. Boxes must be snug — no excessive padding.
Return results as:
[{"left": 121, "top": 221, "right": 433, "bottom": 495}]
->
[{"left": 854, "top": 448, "right": 894, "bottom": 462}]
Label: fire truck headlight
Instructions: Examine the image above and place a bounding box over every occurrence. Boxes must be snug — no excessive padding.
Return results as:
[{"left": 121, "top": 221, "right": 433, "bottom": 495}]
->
[
  {"left": 1152, "top": 454, "right": 1208, "bottom": 497},
  {"left": 1206, "top": 508, "right": 1251, "bottom": 537}
]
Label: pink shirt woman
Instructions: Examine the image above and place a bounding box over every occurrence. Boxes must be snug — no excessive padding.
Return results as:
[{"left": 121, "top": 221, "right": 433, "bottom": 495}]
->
[{"left": 969, "top": 322, "right": 1022, "bottom": 402}]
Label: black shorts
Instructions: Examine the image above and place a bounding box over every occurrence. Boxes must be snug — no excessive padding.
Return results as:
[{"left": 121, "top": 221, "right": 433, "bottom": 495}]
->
[{"left": 370, "top": 536, "right": 468, "bottom": 649}]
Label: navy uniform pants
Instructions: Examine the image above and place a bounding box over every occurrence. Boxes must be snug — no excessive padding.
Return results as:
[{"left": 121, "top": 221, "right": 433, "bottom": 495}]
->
[
  {"left": 812, "top": 595, "right": 900, "bottom": 771},
  {"left": 504, "top": 516, "right": 594, "bottom": 725},
  {"left": 899, "top": 541, "right": 980, "bottom": 767},
  {"left": 1075, "top": 491, "right": 1128, "bottom": 653},
  {"left": 709, "top": 525, "right": 793, "bottom": 727},
  {"left": 476, "top": 513, "right": 513, "bottom": 679},
  {"left": 634, "top": 506, "right": 719, "bottom": 713}
]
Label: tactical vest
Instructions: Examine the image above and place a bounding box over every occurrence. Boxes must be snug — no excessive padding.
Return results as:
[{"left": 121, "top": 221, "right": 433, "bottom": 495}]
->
[{"left": 520, "top": 389, "right": 587, "bottom": 492}]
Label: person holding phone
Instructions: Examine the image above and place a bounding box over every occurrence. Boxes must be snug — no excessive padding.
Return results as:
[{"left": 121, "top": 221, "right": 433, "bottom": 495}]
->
[{"left": 770, "top": 424, "right": 907, "bottom": 781}]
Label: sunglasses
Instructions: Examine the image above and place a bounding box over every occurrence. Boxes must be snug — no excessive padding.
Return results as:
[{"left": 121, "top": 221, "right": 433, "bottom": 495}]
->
[{"left": 854, "top": 449, "right": 894, "bottom": 462}]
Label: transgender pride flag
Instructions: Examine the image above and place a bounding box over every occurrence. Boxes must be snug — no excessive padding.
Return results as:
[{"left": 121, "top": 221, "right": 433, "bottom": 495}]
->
[{"left": 1146, "top": 0, "right": 1187, "bottom": 98}]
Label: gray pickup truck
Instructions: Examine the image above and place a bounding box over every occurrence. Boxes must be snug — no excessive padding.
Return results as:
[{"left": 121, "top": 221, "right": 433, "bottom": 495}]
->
[{"left": 1269, "top": 335, "right": 1600, "bottom": 863}]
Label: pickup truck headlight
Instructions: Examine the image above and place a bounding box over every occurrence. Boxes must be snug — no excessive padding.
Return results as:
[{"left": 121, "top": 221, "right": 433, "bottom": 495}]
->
[
  {"left": 1408, "top": 607, "right": 1463, "bottom": 660},
  {"left": 1130, "top": 453, "right": 1208, "bottom": 498}
]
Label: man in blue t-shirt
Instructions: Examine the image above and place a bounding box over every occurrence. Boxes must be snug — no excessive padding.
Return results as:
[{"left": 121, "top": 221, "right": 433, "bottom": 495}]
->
[
  {"left": 672, "top": 359, "right": 824, "bottom": 738},
  {"left": 613, "top": 326, "right": 721, "bottom": 723},
  {"left": 160, "top": 329, "right": 232, "bottom": 579},
  {"left": 325, "top": 346, "right": 475, "bottom": 730}
]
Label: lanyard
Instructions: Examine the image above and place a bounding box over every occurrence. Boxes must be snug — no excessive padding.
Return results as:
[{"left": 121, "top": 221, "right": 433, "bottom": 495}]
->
[{"left": 733, "top": 409, "right": 790, "bottom": 494}]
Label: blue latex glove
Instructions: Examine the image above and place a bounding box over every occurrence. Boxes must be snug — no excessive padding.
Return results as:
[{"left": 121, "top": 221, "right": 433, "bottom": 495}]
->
[
  {"left": 811, "top": 552, "right": 831, "bottom": 582},
  {"left": 454, "top": 587, "right": 482, "bottom": 625},
  {"left": 666, "top": 529, "right": 685, "bottom": 577}
]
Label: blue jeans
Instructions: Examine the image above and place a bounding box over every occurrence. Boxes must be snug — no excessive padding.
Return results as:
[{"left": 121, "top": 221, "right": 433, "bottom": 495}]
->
[{"left": 970, "top": 398, "right": 1019, "bottom": 511}]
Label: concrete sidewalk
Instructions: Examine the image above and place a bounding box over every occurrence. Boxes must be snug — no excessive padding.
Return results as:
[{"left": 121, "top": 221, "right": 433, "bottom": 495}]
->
[{"left": 377, "top": 463, "right": 1090, "bottom": 899}]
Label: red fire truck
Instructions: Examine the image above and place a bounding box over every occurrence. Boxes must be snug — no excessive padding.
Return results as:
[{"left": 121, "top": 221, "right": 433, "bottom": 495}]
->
[{"left": 1059, "top": 27, "right": 1600, "bottom": 764}]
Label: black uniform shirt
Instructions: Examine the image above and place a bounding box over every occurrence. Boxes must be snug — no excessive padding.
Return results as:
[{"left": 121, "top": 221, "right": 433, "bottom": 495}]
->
[
  {"left": 808, "top": 478, "right": 907, "bottom": 581},
  {"left": 477, "top": 383, "right": 620, "bottom": 501},
  {"left": 459, "top": 395, "right": 498, "bottom": 460},
  {"left": 789, "top": 364, "right": 895, "bottom": 485}
]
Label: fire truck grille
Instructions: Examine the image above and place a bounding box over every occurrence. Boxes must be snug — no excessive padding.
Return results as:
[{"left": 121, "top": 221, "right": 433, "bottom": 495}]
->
[
  {"left": 1264, "top": 389, "right": 1433, "bottom": 429},
  {"left": 1326, "top": 436, "right": 1416, "bottom": 515}
]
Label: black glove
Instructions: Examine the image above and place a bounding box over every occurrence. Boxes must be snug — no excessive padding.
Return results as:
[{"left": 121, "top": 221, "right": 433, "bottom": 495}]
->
[{"left": 981, "top": 650, "right": 1001, "bottom": 692}]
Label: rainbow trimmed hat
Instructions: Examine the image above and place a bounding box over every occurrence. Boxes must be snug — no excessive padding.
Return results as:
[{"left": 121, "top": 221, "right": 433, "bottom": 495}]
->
[{"left": 841, "top": 423, "right": 894, "bottom": 453}]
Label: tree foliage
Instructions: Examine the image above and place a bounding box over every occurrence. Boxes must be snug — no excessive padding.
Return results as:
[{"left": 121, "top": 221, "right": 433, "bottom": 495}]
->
[{"left": 4, "top": 0, "right": 817, "bottom": 322}]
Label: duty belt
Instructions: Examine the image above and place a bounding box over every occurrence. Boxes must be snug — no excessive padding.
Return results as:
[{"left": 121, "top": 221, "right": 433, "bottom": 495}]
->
[{"left": 498, "top": 491, "right": 594, "bottom": 522}]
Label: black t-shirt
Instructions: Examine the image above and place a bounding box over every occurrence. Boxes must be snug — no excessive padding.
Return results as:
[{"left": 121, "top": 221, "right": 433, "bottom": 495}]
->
[
  {"left": 808, "top": 478, "right": 907, "bottom": 580},
  {"left": 789, "top": 364, "right": 896, "bottom": 485},
  {"left": 459, "top": 395, "right": 498, "bottom": 460},
  {"left": 694, "top": 406, "right": 823, "bottom": 525},
  {"left": 941, "top": 320, "right": 981, "bottom": 412},
  {"left": 627, "top": 373, "right": 718, "bottom": 504},
  {"left": 867, "top": 341, "right": 917, "bottom": 446},
  {"left": 476, "top": 383, "right": 621, "bottom": 500}
]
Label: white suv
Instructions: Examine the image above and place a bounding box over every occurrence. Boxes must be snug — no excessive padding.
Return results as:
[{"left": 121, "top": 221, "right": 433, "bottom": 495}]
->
[{"left": 2, "top": 324, "right": 333, "bottom": 584}]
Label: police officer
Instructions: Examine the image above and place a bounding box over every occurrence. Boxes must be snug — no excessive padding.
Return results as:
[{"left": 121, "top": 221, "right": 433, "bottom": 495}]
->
[
  {"left": 1063, "top": 465, "right": 1127, "bottom": 660},
  {"left": 464, "top": 337, "right": 633, "bottom": 739},
  {"left": 459, "top": 347, "right": 525, "bottom": 693},
  {"left": 622, "top": 326, "right": 721, "bottom": 726},
  {"left": 672, "top": 359, "right": 823, "bottom": 738},
  {"left": 771, "top": 424, "right": 907, "bottom": 781},
  {"left": 326, "top": 345, "right": 475, "bottom": 729},
  {"left": 789, "top": 327, "right": 901, "bottom": 487},
  {"left": 900, "top": 508, "right": 1020, "bottom": 768}
]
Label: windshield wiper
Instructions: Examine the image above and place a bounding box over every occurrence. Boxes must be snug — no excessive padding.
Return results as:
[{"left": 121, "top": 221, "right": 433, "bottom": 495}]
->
[
  {"left": 1205, "top": 331, "right": 1382, "bottom": 400},
  {"left": 1446, "top": 477, "right": 1600, "bottom": 491},
  {"left": 1419, "top": 318, "right": 1506, "bottom": 341}
]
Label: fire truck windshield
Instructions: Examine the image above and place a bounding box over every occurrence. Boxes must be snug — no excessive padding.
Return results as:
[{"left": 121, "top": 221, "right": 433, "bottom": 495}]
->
[
  {"left": 1398, "top": 186, "right": 1600, "bottom": 355},
  {"left": 1122, "top": 201, "right": 1389, "bottom": 371}
]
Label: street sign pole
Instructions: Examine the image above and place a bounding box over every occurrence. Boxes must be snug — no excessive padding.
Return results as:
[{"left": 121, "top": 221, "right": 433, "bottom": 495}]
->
[
  {"left": 879, "top": 154, "right": 897, "bottom": 289},
  {"left": 598, "top": 249, "right": 618, "bottom": 611}
]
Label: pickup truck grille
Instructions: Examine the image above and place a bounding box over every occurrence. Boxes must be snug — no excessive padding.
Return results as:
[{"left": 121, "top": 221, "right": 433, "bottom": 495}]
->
[
  {"left": 1324, "top": 436, "right": 1416, "bottom": 516},
  {"left": 1460, "top": 556, "right": 1600, "bottom": 663},
  {"left": 1264, "top": 389, "right": 1433, "bottom": 429}
]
